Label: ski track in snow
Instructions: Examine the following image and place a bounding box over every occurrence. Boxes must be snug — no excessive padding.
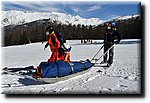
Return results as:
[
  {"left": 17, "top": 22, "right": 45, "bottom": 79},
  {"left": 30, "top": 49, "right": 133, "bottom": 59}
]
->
[{"left": 1, "top": 39, "right": 141, "bottom": 94}]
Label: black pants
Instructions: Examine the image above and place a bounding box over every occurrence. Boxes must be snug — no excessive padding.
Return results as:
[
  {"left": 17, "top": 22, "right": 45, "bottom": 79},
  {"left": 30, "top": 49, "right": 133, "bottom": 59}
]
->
[{"left": 103, "top": 43, "right": 114, "bottom": 65}]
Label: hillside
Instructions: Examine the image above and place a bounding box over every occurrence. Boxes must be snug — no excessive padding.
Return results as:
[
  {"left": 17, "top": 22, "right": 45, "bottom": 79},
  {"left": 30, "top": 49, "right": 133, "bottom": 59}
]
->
[
  {"left": 2, "top": 10, "right": 103, "bottom": 27},
  {"left": 2, "top": 10, "right": 141, "bottom": 46}
]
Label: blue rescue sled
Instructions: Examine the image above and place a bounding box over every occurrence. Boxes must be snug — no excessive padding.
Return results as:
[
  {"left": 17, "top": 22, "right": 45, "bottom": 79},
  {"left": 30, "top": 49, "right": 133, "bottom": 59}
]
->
[{"left": 37, "top": 59, "right": 94, "bottom": 78}]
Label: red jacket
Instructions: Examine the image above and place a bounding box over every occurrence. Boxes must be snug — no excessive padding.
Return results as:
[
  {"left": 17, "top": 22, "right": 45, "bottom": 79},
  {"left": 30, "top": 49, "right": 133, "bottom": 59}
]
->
[{"left": 47, "top": 31, "right": 60, "bottom": 52}]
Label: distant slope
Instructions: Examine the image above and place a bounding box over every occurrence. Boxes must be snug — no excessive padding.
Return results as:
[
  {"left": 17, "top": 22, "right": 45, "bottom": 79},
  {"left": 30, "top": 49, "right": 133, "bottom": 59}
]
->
[
  {"left": 2, "top": 10, "right": 140, "bottom": 27},
  {"left": 2, "top": 10, "right": 141, "bottom": 46},
  {"left": 2, "top": 10, "right": 104, "bottom": 26}
]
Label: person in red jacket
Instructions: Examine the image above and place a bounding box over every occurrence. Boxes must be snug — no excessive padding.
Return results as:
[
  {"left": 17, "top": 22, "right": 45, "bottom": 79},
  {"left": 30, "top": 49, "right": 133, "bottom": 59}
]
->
[
  {"left": 44, "top": 26, "right": 72, "bottom": 62},
  {"left": 44, "top": 26, "right": 61, "bottom": 62}
]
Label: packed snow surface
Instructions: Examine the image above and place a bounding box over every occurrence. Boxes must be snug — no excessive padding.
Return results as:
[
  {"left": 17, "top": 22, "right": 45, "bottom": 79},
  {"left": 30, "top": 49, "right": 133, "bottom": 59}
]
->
[{"left": 1, "top": 39, "right": 141, "bottom": 94}]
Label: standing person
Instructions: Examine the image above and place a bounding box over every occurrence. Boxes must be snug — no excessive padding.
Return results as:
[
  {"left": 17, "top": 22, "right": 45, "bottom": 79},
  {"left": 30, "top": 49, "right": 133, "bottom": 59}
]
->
[
  {"left": 44, "top": 26, "right": 71, "bottom": 62},
  {"left": 44, "top": 26, "right": 61, "bottom": 62},
  {"left": 102, "top": 22, "right": 121, "bottom": 66}
]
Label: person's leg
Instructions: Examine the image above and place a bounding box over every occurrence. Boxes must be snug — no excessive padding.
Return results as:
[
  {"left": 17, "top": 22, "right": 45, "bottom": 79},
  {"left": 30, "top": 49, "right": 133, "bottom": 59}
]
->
[
  {"left": 59, "top": 54, "right": 65, "bottom": 61},
  {"left": 48, "top": 52, "right": 54, "bottom": 62},
  {"left": 49, "top": 52, "right": 57, "bottom": 62},
  {"left": 103, "top": 44, "right": 109, "bottom": 63},
  {"left": 108, "top": 46, "right": 114, "bottom": 65},
  {"left": 64, "top": 52, "right": 70, "bottom": 62}
]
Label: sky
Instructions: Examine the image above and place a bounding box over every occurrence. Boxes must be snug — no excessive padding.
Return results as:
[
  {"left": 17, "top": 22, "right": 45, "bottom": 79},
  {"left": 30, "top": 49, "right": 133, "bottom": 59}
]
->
[{"left": 1, "top": 1, "right": 141, "bottom": 20}]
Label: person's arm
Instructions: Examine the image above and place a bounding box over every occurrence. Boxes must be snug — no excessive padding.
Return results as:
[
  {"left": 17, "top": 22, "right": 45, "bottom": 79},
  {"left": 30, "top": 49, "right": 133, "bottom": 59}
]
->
[
  {"left": 114, "top": 31, "right": 121, "bottom": 44},
  {"left": 44, "top": 36, "right": 50, "bottom": 50},
  {"left": 51, "top": 35, "right": 60, "bottom": 48},
  {"left": 45, "top": 43, "right": 48, "bottom": 48},
  {"left": 103, "top": 32, "right": 107, "bottom": 44}
]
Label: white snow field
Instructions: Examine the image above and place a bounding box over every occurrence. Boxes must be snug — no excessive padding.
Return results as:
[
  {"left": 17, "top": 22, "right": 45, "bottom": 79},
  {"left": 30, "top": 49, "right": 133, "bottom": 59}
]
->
[{"left": 1, "top": 39, "right": 141, "bottom": 94}]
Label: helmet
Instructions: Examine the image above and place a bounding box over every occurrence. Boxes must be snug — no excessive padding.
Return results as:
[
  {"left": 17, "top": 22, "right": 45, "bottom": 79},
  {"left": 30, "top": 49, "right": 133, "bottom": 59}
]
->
[
  {"left": 45, "top": 26, "right": 54, "bottom": 34},
  {"left": 111, "top": 22, "right": 116, "bottom": 27},
  {"left": 106, "top": 22, "right": 116, "bottom": 30}
]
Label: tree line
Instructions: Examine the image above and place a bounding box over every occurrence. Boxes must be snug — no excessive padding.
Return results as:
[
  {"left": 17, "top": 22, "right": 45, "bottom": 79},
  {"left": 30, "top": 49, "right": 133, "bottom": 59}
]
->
[{"left": 2, "top": 15, "right": 141, "bottom": 46}]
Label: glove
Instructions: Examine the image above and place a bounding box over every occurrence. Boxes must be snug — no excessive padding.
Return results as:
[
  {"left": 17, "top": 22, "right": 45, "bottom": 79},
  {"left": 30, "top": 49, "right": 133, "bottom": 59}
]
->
[
  {"left": 114, "top": 41, "right": 120, "bottom": 44},
  {"left": 44, "top": 43, "right": 48, "bottom": 50},
  {"left": 68, "top": 47, "right": 72, "bottom": 51}
]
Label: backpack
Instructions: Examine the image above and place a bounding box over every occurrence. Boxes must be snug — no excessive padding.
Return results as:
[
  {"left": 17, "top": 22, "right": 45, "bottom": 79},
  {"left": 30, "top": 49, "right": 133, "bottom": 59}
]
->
[
  {"left": 55, "top": 31, "right": 66, "bottom": 45},
  {"left": 55, "top": 31, "right": 71, "bottom": 57}
]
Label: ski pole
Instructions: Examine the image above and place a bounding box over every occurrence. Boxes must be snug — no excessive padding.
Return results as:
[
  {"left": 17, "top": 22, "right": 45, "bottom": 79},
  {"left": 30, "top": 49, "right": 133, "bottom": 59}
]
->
[
  {"left": 94, "top": 44, "right": 114, "bottom": 64},
  {"left": 91, "top": 44, "right": 104, "bottom": 61}
]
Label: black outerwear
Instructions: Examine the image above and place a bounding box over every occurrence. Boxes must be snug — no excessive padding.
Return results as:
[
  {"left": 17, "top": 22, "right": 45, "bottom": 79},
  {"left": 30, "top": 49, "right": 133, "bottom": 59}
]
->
[
  {"left": 104, "top": 29, "right": 121, "bottom": 44},
  {"left": 103, "top": 29, "right": 121, "bottom": 65}
]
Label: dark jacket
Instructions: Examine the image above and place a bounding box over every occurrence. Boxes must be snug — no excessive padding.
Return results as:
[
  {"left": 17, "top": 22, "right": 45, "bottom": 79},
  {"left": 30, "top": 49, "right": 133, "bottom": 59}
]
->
[{"left": 104, "top": 29, "right": 121, "bottom": 44}]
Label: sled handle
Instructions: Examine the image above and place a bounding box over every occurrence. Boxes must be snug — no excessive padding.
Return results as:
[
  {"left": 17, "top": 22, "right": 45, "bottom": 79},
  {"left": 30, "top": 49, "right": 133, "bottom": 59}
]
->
[
  {"left": 91, "top": 44, "right": 104, "bottom": 61},
  {"left": 94, "top": 44, "right": 114, "bottom": 64}
]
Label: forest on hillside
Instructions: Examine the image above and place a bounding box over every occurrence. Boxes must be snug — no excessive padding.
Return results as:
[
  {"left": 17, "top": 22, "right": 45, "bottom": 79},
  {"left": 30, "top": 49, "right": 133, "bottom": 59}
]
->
[{"left": 3, "top": 15, "right": 141, "bottom": 46}]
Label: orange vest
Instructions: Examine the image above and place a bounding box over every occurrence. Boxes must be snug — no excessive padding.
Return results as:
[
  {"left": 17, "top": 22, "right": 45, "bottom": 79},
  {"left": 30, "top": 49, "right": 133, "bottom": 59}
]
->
[{"left": 48, "top": 31, "right": 60, "bottom": 52}]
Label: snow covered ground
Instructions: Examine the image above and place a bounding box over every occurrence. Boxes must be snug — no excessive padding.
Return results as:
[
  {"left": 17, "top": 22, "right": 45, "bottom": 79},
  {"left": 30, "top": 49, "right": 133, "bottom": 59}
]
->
[{"left": 1, "top": 39, "right": 141, "bottom": 94}]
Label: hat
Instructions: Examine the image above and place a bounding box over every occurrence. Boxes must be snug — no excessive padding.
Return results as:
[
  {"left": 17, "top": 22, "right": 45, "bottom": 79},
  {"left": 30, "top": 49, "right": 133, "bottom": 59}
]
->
[{"left": 45, "top": 26, "right": 54, "bottom": 33}]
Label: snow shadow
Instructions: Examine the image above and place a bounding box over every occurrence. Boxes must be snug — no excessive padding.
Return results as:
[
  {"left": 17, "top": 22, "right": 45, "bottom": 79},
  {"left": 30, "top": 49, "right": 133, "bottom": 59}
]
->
[{"left": 18, "top": 78, "right": 45, "bottom": 86}]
